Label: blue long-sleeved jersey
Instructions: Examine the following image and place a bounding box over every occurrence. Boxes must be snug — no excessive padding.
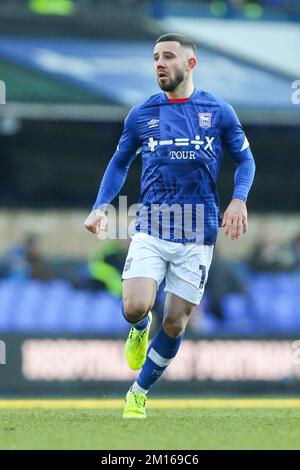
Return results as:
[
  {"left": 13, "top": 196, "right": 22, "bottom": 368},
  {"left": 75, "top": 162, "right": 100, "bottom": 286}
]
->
[{"left": 93, "top": 88, "right": 256, "bottom": 244}]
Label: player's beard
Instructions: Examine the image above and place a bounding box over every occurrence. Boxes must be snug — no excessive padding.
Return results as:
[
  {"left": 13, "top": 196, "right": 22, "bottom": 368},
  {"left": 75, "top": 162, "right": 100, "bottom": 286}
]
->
[{"left": 158, "top": 68, "right": 185, "bottom": 92}]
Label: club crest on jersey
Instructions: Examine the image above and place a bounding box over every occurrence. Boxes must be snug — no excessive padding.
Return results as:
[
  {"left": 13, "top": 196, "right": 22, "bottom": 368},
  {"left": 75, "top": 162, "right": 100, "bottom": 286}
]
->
[{"left": 198, "top": 112, "right": 212, "bottom": 129}]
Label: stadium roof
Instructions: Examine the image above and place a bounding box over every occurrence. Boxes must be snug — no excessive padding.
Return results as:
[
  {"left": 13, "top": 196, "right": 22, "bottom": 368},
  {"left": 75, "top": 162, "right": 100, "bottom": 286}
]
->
[
  {"left": 158, "top": 17, "right": 300, "bottom": 80},
  {"left": 0, "top": 38, "right": 298, "bottom": 125}
]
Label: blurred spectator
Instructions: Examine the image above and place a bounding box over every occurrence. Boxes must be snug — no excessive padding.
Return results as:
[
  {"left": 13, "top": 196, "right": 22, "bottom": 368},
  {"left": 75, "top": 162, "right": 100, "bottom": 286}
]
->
[
  {"left": 3, "top": 234, "right": 52, "bottom": 281},
  {"left": 78, "top": 239, "right": 129, "bottom": 296},
  {"left": 29, "top": 0, "right": 74, "bottom": 16},
  {"left": 290, "top": 233, "right": 300, "bottom": 272},
  {"left": 205, "top": 249, "right": 247, "bottom": 321},
  {"left": 248, "top": 231, "right": 296, "bottom": 272},
  {"left": 248, "top": 231, "right": 294, "bottom": 273}
]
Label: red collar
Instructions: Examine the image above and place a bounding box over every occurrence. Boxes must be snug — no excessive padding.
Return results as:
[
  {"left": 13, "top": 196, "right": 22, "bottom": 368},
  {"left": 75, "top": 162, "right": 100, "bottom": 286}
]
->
[{"left": 168, "top": 97, "right": 189, "bottom": 103}]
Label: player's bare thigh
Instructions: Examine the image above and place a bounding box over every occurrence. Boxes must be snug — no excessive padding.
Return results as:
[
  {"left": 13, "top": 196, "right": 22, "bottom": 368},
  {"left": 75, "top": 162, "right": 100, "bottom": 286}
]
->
[
  {"left": 162, "top": 292, "right": 196, "bottom": 338},
  {"left": 122, "top": 277, "right": 157, "bottom": 323}
]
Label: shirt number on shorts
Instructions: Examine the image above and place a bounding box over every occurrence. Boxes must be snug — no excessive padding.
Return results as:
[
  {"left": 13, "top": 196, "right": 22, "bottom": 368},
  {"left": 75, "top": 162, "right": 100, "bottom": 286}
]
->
[{"left": 198, "top": 264, "right": 206, "bottom": 289}]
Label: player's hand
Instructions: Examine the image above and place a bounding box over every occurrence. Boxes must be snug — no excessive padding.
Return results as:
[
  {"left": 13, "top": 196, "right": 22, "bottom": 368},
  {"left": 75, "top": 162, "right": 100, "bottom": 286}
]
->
[
  {"left": 221, "top": 198, "right": 248, "bottom": 240},
  {"left": 84, "top": 208, "right": 107, "bottom": 235}
]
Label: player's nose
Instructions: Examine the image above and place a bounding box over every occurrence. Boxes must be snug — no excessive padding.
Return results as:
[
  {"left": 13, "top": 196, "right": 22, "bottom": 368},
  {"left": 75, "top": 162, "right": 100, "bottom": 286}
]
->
[{"left": 156, "top": 58, "right": 167, "bottom": 69}]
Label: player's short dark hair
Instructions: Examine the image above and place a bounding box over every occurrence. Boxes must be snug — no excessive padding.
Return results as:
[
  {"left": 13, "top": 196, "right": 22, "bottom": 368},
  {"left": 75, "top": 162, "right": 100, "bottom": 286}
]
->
[{"left": 155, "top": 33, "right": 197, "bottom": 55}]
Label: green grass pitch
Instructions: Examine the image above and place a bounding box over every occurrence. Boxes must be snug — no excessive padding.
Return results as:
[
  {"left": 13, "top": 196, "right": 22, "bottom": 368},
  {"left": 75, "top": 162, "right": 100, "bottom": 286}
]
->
[{"left": 0, "top": 399, "right": 300, "bottom": 450}]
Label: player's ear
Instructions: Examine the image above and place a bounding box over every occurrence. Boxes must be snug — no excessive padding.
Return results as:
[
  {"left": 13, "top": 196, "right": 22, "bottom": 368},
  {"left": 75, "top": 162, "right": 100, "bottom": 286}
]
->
[{"left": 187, "top": 57, "right": 197, "bottom": 71}]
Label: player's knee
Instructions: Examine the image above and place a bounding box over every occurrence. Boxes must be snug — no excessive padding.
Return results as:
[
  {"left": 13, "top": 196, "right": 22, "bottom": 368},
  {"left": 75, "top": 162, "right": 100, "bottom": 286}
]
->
[
  {"left": 162, "top": 317, "right": 186, "bottom": 338},
  {"left": 123, "top": 299, "right": 150, "bottom": 323}
]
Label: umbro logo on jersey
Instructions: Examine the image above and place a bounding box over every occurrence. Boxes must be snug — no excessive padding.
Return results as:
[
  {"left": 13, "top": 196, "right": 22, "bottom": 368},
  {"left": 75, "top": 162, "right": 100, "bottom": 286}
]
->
[
  {"left": 198, "top": 112, "right": 212, "bottom": 129},
  {"left": 147, "top": 119, "right": 159, "bottom": 128}
]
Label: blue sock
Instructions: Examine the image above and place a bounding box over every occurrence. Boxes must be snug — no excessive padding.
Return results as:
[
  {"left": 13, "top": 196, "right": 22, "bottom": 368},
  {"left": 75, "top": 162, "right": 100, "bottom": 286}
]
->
[
  {"left": 121, "top": 301, "right": 149, "bottom": 330},
  {"left": 136, "top": 327, "right": 183, "bottom": 392},
  {"left": 134, "top": 316, "right": 149, "bottom": 331}
]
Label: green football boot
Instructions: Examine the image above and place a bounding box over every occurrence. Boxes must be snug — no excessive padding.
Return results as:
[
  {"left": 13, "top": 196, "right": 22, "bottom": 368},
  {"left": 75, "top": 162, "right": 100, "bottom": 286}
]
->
[
  {"left": 125, "top": 311, "right": 152, "bottom": 370},
  {"left": 123, "top": 390, "right": 147, "bottom": 419}
]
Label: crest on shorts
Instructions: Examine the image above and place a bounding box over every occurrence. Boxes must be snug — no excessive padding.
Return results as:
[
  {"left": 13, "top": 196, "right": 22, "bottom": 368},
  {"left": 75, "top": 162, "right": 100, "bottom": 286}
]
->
[
  {"left": 124, "top": 257, "right": 133, "bottom": 272},
  {"left": 198, "top": 112, "right": 212, "bottom": 129}
]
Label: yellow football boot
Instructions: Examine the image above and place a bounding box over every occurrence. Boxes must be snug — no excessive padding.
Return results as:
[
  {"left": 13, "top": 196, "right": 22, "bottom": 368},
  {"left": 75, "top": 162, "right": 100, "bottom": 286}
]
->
[
  {"left": 125, "top": 311, "right": 152, "bottom": 370},
  {"left": 123, "top": 390, "right": 147, "bottom": 419}
]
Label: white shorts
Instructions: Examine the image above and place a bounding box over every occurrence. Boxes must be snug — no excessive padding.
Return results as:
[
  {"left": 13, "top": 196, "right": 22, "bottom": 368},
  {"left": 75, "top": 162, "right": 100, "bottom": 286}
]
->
[{"left": 122, "top": 232, "right": 214, "bottom": 305}]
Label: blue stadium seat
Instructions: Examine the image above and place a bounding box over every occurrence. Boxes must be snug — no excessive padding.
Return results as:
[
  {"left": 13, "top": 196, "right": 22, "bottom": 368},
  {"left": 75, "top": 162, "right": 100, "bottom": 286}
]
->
[
  {"left": 10, "top": 280, "right": 47, "bottom": 332},
  {"left": 88, "top": 293, "right": 128, "bottom": 334},
  {"left": 200, "top": 312, "right": 222, "bottom": 335},
  {"left": 0, "top": 280, "right": 22, "bottom": 331},
  {"left": 61, "top": 289, "right": 92, "bottom": 333},
  {"left": 222, "top": 293, "right": 257, "bottom": 334},
  {"left": 0, "top": 270, "right": 299, "bottom": 335},
  {"left": 37, "top": 280, "right": 73, "bottom": 332}
]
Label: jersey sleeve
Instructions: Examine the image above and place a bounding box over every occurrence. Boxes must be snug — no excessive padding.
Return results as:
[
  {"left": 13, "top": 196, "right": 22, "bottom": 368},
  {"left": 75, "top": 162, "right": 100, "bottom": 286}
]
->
[
  {"left": 93, "top": 105, "right": 141, "bottom": 209},
  {"left": 221, "top": 102, "right": 256, "bottom": 202}
]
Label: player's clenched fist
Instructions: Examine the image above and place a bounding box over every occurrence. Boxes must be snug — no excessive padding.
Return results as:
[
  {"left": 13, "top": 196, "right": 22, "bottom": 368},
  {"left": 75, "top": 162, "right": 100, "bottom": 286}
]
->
[
  {"left": 84, "top": 208, "right": 107, "bottom": 235},
  {"left": 222, "top": 198, "right": 248, "bottom": 240}
]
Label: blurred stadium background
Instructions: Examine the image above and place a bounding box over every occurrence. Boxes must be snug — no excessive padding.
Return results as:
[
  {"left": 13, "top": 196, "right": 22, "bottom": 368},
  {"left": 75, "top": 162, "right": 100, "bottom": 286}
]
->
[{"left": 0, "top": 0, "right": 300, "bottom": 397}]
